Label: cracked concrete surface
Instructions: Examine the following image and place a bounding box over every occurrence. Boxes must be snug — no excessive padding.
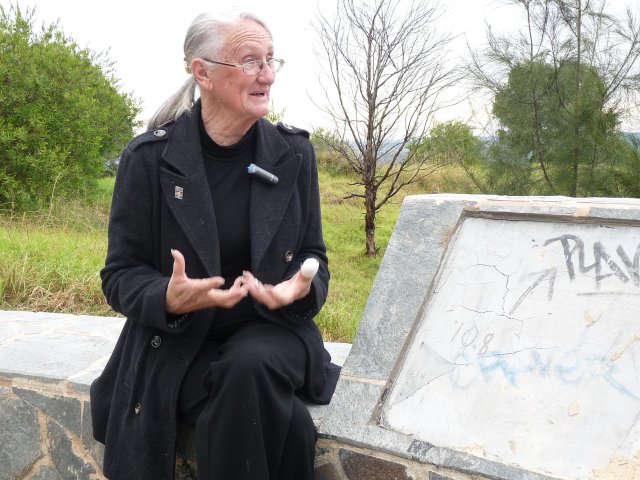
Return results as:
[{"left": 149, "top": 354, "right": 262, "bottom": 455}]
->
[{"left": 381, "top": 216, "right": 640, "bottom": 480}]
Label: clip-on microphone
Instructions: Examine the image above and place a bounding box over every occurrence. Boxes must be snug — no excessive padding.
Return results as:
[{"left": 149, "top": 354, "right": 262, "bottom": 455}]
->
[{"left": 247, "top": 163, "right": 278, "bottom": 185}]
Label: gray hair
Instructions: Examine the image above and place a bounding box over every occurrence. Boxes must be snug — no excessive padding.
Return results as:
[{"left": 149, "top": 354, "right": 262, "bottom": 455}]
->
[{"left": 147, "top": 11, "right": 271, "bottom": 131}]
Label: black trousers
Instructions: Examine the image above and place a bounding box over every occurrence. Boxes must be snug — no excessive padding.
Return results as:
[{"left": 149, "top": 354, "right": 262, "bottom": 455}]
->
[{"left": 178, "top": 321, "right": 316, "bottom": 480}]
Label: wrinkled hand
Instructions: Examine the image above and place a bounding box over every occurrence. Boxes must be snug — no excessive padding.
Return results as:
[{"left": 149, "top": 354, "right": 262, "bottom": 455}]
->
[
  {"left": 165, "top": 249, "right": 248, "bottom": 315},
  {"left": 242, "top": 269, "right": 312, "bottom": 310}
]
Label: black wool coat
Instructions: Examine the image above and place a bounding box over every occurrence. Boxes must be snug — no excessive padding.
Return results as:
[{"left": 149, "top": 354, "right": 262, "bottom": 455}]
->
[{"left": 90, "top": 103, "right": 337, "bottom": 480}]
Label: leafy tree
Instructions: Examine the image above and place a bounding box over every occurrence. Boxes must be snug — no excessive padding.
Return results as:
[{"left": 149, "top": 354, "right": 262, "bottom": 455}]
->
[
  {"left": 411, "top": 121, "right": 488, "bottom": 193},
  {"left": 314, "top": 0, "right": 459, "bottom": 256},
  {"left": 492, "top": 59, "right": 620, "bottom": 194},
  {"left": 468, "top": 0, "right": 640, "bottom": 197},
  {"left": 595, "top": 134, "right": 640, "bottom": 196},
  {"left": 0, "top": 5, "right": 139, "bottom": 209}
]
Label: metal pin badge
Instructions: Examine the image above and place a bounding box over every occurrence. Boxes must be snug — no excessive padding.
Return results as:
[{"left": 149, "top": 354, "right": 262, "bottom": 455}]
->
[{"left": 174, "top": 186, "right": 184, "bottom": 200}]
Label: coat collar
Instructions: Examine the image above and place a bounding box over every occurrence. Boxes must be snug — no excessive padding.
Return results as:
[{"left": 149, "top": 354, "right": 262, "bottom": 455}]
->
[
  {"left": 160, "top": 102, "right": 291, "bottom": 176},
  {"left": 157, "top": 101, "right": 301, "bottom": 276}
]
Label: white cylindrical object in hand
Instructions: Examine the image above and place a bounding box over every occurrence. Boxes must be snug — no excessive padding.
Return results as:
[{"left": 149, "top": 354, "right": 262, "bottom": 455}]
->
[{"left": 300, "top": 258, "right": 319, "bottom": 280}]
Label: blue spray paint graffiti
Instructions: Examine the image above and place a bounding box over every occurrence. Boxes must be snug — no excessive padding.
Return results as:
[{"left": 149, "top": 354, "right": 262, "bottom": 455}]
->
[{"left": 450, "top": 348, "right": 640, "bottom": 402}]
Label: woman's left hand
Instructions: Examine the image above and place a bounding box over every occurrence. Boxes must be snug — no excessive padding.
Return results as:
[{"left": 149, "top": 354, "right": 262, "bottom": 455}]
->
[{"left": 241, "top": 270, "right": 312, "bottom": 310}]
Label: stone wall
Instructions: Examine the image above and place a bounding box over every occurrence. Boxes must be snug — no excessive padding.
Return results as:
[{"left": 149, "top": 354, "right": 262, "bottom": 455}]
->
[
  {"left": 314, "top": 440, "right": 481, "bottom": 480},
  {"left": 0, "top": 310, "right": 352, "bottom": 480},
  {"left": 0, "top": 311, "right": 114, "bottom": 480},
  {"left": 0, "top": 374, "right": 103, "bottom": 480}
]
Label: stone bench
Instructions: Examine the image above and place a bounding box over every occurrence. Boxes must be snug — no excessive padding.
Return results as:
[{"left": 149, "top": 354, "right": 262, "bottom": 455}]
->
[{"left": 0, "top": 310, "right": 351, "bottom": 480}]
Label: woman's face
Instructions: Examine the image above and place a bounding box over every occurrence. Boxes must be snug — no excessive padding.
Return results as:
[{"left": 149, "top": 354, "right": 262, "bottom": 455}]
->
[{"left": 204, "top": 20, "right": 275, "bottom": 125}]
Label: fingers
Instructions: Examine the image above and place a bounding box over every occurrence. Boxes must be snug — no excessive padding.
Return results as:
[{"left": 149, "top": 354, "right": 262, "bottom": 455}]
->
[
  {"left": 170, "top": 249, "right": 187, "bottom": 280},
  {"left": 294, "top": 271, "right": 313, "bottom": 296},
  {"left": 230, "top": 275, "right": 246, "bottom": 290},
  {"left": 167, "top": 250, "right": 317, "bottom": 315},
  {"left": 167, "top": 275, "right": 244, "bottom": 314},
  {"left": 242, "top": 271, "right": 311, "bottom": 310},
  {"left": 166, "top": 249, "right": 246, "bottom": 314},
  {"left": 170, "top": 249, "right": 224, "bottom": 290},
  {"left": 171, "top": 249, "right": 227, "bottom": 289},
  {"left": 300, "top": 257, "right": 319, "bottom": 280},
  {"left": 212, "top": 276, "right": 249, "bottom": 308},
  {"left": 242, "top": 271, "right": 272, "bottom": 295},
  {"left": 241, "top": 270, "right": 274, "bottom": 307}
]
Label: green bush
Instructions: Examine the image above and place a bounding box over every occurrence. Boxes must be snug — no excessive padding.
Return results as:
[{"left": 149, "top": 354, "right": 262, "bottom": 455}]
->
[{"left": 0, "top": 5, "right": 139, "bottom": 209}]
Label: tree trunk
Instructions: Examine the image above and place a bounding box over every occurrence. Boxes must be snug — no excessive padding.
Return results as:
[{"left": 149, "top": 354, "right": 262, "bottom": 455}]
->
[
  {"left": 571, "top": 0, "right": 583, "bottom": 197},
  {"left": 364, "top": 185, "right": 377, "bottom": 257},
  {"left": 363, "top": 138, "right": 377, "bottom": 257}
]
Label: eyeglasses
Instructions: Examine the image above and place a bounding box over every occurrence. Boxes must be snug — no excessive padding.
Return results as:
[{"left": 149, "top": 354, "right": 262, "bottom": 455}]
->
[{"left": 202, "top": 58, "right": 285, "bottom": 75}]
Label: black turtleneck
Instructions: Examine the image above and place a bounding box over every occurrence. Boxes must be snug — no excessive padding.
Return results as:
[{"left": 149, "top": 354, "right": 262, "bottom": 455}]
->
[{"left": 200, "top": 119, "right": 259, "bottom": 332}]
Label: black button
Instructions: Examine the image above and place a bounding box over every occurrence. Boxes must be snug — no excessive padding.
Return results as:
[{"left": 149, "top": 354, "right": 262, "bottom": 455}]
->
[
  {"left": 134, "top": 402, "right": 142, "bottom": 415},
  {"left": 151, "top": 335, "right": 161, "bottom": 348},
  {"left": 284, "top": 251, "right": 294, "bottom": 263}
]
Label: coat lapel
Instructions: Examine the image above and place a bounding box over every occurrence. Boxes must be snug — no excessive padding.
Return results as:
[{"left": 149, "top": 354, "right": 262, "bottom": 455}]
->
[
  {"left": 158, "top": 106, "right": 221, "bottom": 277},
  {"left": 250, "top": 120, "right": 302, "bottom": 270},
  {"left": 156, "top": 110, "right": 300, "bottom": 277}
]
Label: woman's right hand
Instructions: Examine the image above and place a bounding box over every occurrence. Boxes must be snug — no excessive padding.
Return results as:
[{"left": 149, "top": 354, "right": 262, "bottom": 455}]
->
[{"left": 165, "top": 249, "right": 248, "bottom": 315}]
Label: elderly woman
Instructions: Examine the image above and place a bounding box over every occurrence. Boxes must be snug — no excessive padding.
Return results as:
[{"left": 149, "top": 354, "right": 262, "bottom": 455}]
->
[{"left": 90, "top": 11, "right": 337, "bottom": 480}]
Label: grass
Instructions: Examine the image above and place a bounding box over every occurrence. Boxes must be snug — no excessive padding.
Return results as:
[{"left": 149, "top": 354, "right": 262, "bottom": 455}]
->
[
  {"left": 0, "top": 168, "right": 433, "bottom": 342},
  {"left": 0, "top": 178, "right": 113, "bottom": 315},
  {"left": 316, "top": 168, "right": 405, "bottom": 341}
]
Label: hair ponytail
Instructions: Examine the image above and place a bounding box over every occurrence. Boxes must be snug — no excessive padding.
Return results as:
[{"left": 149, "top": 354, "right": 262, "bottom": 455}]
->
[{"left": 147, "top": 76, "right": 197, "bottom": 131}]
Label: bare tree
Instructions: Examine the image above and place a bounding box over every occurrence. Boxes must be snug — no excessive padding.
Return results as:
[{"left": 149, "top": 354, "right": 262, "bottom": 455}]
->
[{"left": 314, "top": 0, "right": 459, "bottom": 256}]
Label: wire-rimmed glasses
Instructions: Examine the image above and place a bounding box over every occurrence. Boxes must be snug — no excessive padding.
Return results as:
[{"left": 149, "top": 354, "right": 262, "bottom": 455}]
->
[{"left": 202, "top": 58, "right": 285, "bottom": 75}]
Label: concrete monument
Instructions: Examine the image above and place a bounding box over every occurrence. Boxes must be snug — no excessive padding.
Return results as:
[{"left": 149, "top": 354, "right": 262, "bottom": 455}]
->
[{"left": 315, "top": 194, "right": 640, "bottom": 480}]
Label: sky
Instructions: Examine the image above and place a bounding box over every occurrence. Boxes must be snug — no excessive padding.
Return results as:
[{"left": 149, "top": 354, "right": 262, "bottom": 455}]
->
[{"left": 3, "top": 0, "right": 638, "bottom": 132}]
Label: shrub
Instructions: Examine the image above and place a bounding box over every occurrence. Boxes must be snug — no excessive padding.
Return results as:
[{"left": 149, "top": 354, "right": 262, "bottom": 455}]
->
[{"left": 0, "top": 5, "right": 139, "bottom": 209}]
